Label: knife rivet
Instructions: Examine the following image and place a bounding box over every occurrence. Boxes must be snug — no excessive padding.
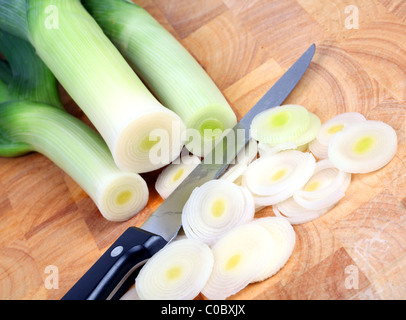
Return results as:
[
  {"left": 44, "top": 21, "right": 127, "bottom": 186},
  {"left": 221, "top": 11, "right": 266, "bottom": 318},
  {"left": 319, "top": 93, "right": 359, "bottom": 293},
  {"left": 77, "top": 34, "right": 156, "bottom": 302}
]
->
[{"left": 111, "top": 246, "right": 124, "bottom": 257}]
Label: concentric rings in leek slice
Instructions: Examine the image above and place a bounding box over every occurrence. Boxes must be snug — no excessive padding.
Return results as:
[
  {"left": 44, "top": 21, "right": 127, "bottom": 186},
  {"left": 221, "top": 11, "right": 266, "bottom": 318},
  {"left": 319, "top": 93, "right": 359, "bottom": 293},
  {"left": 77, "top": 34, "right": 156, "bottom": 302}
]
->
[
  {"left": 250, "top": 105, "right": 310, "bottom": 145},
  {"left": 328, "top": 120, "right": 397, "bottom": 173}
]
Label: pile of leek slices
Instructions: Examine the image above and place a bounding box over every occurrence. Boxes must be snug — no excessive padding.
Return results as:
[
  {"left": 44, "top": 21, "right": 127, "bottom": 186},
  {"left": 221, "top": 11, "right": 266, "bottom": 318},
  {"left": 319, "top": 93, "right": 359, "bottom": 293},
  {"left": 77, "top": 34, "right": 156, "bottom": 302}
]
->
[{"left": 136, "top": 105, "right": 397, "bottom": 300}]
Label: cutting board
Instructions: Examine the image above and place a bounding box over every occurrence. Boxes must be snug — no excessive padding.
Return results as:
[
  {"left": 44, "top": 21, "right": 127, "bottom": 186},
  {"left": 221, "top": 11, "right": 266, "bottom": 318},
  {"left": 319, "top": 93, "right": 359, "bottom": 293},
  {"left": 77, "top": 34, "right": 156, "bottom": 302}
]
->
[{"left": 1, "top": 0, "right": 405, "bottom": 300}]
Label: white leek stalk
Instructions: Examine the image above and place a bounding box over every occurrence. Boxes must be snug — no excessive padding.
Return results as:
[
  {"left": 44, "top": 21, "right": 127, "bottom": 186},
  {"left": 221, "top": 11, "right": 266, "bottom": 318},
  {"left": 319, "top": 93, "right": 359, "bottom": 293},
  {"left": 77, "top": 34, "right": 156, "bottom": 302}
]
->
[
  {"left": 1, "top": 0, "right": 186, "bottom": 173},
  {"left": 201, "top": 223, "right": 275, "bottom": 300},
  {"left": 182, "top": 180, "right": 255, "bottom": 246},
  {"left": 135, "top": 238, "right": 214, "bottom": 300},
  {"left": 82, "top": 0, "right": 237, "bottom": 157},
  {"left": 0, "top": 101, "right": 149, "bottom": 221}
]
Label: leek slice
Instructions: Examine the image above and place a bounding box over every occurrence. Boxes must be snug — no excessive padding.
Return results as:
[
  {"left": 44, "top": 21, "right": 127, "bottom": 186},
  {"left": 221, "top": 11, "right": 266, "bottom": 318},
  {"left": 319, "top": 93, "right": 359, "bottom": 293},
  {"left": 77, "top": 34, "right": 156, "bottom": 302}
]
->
[
  {"left": 258, "top": 141, "right": 297, "bottom": 157},
  {"left": 251, "top": 217, "right": 296, "bottom": 282},
  {"left": 1, "top": 0, "right": 186, "bottom": 173},
  {"left": 293, "top": 159, "right": 351, "bottom": 210},
  {"left": 201, "top": 223, "right": 275, "bottom": 300},
  {"left": 309, "top": 112, "right": 366, "bottom": 159},
  {"left": 292, "top": 112, "right": 321, "bottom": 147},
  {"left": 135, "top": 238, "right": 214, "bottom": 300},
  {"left": 82, "top": 0, "right": 237, "bottom": 157},
  {"left": 155, "top": 152, "right": 201, "bottom": 199},
  {"left": 317, "top": 112, "right": 366, "bottom": 146},
  {"left": 309, "top": 137, "right": 329, "bottom": 159},
  {"left": 0, "top": 101, "right": 149, "bottom": 221},
  {"left": 182, "top": 180, "right": 255, "bottom": 246},
  {"left": 219, "top": 139, "right": 258, "bottom": 183},
  {"left": 250, "top": 105, "right": 310, "bottom": 145},
  {"left": 328, "top": 120, "right": 398, "bottom": 173},
  {"left": 243, "top": 150, "right": 316, "bottom": 206},
  {"left": 273, "top": 197, "right": 333, "bottom": 225}
]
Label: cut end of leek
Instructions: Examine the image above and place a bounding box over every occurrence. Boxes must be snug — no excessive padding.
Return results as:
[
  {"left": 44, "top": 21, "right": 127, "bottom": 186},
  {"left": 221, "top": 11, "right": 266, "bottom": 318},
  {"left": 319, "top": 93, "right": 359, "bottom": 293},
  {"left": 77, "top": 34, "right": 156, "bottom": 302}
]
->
[
  {"left": 82, "top": 0, "right": 237, "bottom": 158},
  {"left": 328, "top": 120, "right": 398, "bottom": 173},
  {"left": 98, "top": 172, "right": 149, "bottom": 222},
  {"left": 136, "top": 238, "right": 214, "bottom": 300},
  {"left": 201, "top": 223, "right": 275, "bottom": 300},
  {"left": 113, "top": 109, "right": 186, "bottom": 173},
  {"left": 182, "top": 180, "right": 255, "bottom": 245},
  {"left": 185, "top": 104, "right": 237, "bottom": 158}
]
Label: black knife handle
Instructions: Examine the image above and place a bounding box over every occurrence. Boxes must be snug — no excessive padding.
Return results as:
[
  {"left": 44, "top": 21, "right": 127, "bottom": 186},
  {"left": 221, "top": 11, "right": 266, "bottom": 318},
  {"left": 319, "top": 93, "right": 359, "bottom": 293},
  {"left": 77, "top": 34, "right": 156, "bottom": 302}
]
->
[{"left": 62, "top": 227, "right": 167, "bottom": 300}]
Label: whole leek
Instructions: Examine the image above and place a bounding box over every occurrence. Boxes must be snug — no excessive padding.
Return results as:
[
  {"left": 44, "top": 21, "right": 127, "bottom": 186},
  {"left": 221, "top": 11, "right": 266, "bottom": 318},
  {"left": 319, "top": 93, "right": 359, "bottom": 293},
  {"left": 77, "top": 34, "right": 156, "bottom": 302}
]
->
[
  {"left": 0, "top": 101, "right": 149, "bottom": 221},
  {"left": 0, "top": 0, "right": 186, "bottom": 173},
  {"left": 82, "top": 0, "right": 237, "bottom": 157},
  {"left": 0, "top": 32, "right": 150, "bottom": 221}
]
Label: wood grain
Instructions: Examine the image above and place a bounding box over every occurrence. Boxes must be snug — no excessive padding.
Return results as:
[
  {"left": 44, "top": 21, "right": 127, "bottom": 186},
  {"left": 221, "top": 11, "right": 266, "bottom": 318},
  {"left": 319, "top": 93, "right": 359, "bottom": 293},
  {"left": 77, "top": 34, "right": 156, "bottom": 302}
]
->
[{"left": 1, "top": 0, "right": 405, "bottom": 300}]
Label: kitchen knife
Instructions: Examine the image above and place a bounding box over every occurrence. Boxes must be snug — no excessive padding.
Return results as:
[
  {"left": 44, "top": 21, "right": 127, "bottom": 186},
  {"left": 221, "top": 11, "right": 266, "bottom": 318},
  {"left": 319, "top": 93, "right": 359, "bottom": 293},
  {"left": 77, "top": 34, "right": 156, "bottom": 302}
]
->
[{"left": 62, "top": 43, "right": 316, "bottom": 300}]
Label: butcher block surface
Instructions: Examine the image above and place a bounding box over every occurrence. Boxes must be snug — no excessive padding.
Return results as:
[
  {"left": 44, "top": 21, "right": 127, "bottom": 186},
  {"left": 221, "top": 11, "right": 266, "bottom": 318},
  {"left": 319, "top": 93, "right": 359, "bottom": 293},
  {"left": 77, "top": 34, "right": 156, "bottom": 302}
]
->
[{"left": 1, "top": 0, "right": 406, "bottom": 300}]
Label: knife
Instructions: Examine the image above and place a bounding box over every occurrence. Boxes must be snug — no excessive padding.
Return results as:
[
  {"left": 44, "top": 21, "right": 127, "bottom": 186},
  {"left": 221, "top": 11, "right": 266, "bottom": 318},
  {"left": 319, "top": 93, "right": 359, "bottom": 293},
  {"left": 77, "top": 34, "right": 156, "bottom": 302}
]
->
[{"left": 62, "top": 44, "right": 316, "bottom": 300}]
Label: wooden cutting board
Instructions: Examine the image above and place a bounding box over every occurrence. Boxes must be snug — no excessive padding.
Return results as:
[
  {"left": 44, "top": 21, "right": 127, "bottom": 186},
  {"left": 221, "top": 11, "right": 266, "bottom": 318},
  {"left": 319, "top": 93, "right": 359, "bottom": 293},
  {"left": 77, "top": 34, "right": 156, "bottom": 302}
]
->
[{"left": 1, "top": 0, "right": 405, "bottom": 300}]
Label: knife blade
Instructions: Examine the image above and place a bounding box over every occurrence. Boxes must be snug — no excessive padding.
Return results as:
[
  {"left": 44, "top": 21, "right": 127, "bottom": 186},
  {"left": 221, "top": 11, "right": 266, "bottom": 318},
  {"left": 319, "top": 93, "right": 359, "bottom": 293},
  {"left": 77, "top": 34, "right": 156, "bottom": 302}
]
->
[{"left": 62, "top": 43, "right": 316, "bottom": 300}]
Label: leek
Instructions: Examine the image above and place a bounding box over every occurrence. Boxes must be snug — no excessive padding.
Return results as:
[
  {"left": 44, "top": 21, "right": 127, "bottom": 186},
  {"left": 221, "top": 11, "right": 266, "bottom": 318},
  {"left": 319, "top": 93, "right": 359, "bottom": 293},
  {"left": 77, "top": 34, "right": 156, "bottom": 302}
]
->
[
  {"left": 328, "top": 120, "right": 398, "bottom": 173},
  {"left": 135, "top": 238, "right": 214, "bottom": 300},
  {"left": 309, "top": 112, "right": 367, "bottom": 159},
  {"left": 155, "top": 152, "right": 201, "bottom": 200},
  {"left": 293, "top": 159, "right": 351, "bottom": 211},
  {"left": 201, "top": 223, "right": 275, "bottom": 300},
  {"left": 0, "top": 30, "right": 62, "bottom": 109},
  {"left": 0, "top": 38, "right": 33, "bottom": 157},
  {"left": 0, "top": 101, "right": 149, "bottom": 221},
  {"left": 0, "top": 59, "right": 12, "bottom": 85},
  {"left": 0, "top": 32, "right": 149, "bottom": 221},
  {"left": 242, "top": 150, "right": 316, "bottom": 206},
  {"left": 0, "top": 0, "right": 186, "bottom": 173},
  {"left": 0, "top": 75, "right": 8, "bottom": 103},
  {"left": 82, "top": 0, "right": 237, "bottom": 157},
  {"left": 251, "top": 217, "right": 296, "bottom": 282},
  {"left": 181, "top": 180, "right": 255, "bottom": 246},
  {"left": 250, "top": 105, "right": 311, "bottom": 145}
]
